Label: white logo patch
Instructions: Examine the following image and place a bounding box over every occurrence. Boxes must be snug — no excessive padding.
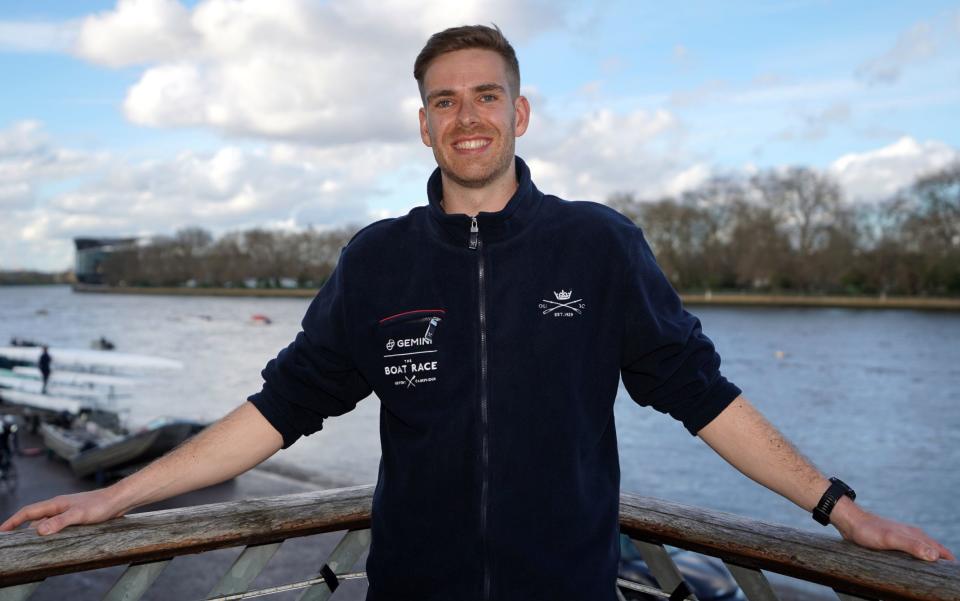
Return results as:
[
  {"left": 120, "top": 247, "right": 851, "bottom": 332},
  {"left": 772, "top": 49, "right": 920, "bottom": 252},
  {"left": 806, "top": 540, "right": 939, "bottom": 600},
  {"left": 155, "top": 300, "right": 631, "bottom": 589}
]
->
[
  {"left": 383, "top": 326, "right": 440, "bottom": 389},
  {"left": 539, "top": 289, "right": 586, "bottom": 318}
]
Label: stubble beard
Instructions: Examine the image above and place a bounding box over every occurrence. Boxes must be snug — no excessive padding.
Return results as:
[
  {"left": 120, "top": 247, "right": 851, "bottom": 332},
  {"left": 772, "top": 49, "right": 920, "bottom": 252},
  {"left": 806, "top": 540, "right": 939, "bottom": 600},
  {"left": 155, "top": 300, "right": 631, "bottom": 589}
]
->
[{"left": 435, "top": 123, "right": 516, "bottom": 190}]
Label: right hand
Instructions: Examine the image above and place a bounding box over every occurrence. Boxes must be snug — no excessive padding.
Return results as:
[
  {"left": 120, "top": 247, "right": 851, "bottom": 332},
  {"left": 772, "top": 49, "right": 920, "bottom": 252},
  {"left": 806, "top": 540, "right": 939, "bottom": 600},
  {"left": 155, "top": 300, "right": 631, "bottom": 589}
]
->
[{"left": 0, "top": 488, "right": 126, "bottom": 535}]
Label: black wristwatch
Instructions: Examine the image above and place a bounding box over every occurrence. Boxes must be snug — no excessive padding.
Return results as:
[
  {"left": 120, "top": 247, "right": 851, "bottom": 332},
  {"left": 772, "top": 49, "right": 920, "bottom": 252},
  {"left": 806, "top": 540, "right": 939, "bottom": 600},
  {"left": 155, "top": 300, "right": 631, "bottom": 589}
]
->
[{"left": 812, "top": 477, "right": 856, "bottom": 526}]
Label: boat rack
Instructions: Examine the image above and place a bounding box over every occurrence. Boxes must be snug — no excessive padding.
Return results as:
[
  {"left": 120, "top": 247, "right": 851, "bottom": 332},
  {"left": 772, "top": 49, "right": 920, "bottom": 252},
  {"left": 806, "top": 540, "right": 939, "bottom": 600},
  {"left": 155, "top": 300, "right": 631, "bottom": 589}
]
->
[{"left": 0, "top": 485, "right": 957, "bottom": 601}]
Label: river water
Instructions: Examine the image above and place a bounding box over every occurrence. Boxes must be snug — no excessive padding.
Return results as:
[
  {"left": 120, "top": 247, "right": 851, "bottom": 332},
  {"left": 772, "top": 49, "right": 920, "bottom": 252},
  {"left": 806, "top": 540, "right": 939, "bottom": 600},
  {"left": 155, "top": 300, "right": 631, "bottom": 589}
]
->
[{"left": 2, "top": 286, "right": 958, "bottom": 554}]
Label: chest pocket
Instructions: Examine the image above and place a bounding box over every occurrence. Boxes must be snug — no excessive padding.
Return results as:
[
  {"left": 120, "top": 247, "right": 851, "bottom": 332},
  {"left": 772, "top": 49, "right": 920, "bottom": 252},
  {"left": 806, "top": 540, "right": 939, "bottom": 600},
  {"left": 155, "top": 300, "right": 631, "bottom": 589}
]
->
[{"left": 375, "top": 309, "right": 447, "bottom": 401}]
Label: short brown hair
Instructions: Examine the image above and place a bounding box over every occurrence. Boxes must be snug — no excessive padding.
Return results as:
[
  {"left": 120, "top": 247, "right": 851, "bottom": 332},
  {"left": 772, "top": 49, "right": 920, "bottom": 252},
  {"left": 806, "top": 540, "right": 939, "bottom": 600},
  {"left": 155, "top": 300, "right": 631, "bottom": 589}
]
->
[{"left": 414, "top": 24, "right": 520, "bottom": 101}]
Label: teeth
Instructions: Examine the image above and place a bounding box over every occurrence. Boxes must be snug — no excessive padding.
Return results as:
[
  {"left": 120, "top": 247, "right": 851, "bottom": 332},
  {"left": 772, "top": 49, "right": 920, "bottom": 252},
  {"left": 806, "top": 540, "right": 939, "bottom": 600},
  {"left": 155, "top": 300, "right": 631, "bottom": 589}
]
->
[{"left": 454, "top": 139, "right": 489, "bottom": 150}]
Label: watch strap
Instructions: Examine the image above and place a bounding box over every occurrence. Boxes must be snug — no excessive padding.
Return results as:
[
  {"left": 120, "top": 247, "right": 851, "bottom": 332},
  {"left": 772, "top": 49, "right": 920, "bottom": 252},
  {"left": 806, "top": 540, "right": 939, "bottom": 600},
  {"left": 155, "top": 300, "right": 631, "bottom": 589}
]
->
[{"left": 812, "top": 477, "right": 856, "bottom": 526}]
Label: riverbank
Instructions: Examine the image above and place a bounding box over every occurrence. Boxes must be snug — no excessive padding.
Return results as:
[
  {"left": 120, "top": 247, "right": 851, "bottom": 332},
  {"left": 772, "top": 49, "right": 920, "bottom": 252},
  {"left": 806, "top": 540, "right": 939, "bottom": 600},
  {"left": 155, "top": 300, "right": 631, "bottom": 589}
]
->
[{"left": 71, "top": 284, "right": 960, "bottom": 311}]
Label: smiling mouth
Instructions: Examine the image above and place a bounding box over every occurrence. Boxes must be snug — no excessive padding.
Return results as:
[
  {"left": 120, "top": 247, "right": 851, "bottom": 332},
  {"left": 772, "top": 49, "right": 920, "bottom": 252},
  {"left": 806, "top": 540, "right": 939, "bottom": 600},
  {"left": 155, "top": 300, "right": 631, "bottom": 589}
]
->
[{"left": 452, "top": 138, "right": 491, "bottom": 151}]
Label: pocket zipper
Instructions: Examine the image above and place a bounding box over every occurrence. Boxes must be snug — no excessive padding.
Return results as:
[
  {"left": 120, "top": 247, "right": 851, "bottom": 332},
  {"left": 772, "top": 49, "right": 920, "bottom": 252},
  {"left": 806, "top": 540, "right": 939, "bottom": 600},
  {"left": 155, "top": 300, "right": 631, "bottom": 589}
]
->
[{"left": 424, "top": 316, "right": 441, "bottom": 342}]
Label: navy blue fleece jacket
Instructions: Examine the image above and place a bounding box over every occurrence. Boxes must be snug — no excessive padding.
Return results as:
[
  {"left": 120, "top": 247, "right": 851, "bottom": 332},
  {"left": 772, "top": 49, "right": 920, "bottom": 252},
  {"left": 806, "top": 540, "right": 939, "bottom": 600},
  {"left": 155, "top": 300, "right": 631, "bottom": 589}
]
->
[{"left": 249, "top": 157, "right": 741, "bottom": 601}]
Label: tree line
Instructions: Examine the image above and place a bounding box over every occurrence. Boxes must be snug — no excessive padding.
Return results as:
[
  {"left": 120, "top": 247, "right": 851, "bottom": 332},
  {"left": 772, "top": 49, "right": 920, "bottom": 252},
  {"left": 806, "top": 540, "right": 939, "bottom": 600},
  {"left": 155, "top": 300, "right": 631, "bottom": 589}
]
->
[
  {"left": 610, "top": 163, "right": 960, "bottom": 296},
  {"left": 101, "top": 226, "right": 357, "bottom": 289},
  {"left": 100, "top": 162, "right": 959, "bottom": 296},
  {"left": 0, "top": 271, "right": 71, "bottom": 286}
]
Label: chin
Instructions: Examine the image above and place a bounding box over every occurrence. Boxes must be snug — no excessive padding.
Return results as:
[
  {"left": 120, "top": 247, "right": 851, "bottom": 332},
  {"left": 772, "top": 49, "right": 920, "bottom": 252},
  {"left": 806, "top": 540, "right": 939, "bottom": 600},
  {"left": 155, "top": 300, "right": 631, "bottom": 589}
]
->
[{"left": 440, "top": 153, "right": 513, "bottom": 188}]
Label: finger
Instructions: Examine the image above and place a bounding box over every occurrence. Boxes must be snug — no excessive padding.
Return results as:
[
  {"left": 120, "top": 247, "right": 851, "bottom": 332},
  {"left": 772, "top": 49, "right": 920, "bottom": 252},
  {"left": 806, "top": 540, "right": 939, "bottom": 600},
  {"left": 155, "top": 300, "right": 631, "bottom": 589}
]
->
[
  {"left": 36, "top": 508, "right": 83, "bottom": 536},
  {"left": 915, "top": 543, "right": 940, "bottom": 562},
  {"left": 0, "top": 508, "right": 34, "bottom": 531},
  {"left": 933, "top": 541, "right": 956, "bottom": 562},
  {"left": 912, "top": 534, "right": 955, "bottom": 562},
  {"left": 900, "top": 534, "right": 945, "bottom": 562},
  {"left": 1, "top": 500, "right": 66, "bottom": 532},
  {"left": 0, "top": 503, "right": 58, "bottom": 532}
]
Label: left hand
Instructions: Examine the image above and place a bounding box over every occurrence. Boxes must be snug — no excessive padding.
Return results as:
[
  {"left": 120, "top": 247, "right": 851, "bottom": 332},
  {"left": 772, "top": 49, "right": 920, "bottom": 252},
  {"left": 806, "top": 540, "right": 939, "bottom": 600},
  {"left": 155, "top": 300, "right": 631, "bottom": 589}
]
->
[{"left": 831, "top": 497, "right": 955, "bottom": 562}]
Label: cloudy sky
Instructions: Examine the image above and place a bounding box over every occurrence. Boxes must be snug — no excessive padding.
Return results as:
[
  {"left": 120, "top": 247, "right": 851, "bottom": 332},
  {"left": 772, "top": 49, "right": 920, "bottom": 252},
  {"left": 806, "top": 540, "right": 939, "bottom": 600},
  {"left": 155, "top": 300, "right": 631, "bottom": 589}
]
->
[{"left": 2, "top": 0, "right": 959, "bottom": 271}]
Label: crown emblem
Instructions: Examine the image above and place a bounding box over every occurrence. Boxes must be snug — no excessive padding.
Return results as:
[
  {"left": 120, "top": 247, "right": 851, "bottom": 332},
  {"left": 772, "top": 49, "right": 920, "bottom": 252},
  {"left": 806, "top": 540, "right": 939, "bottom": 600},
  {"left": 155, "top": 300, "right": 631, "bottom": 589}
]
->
[{"left": 554, "top": 290, "right": 572, "bottom": 301}]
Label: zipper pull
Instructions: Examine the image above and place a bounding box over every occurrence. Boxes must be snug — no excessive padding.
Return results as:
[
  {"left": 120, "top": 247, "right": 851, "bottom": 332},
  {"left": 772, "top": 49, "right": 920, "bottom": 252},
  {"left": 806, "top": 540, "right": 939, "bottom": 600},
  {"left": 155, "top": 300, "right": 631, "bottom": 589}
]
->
[
  {"left": 424, "top": 316, "right": 440, "bottom": 342},
  {"left": 469, "top": 217, "right": 479, "bottom": 250}
]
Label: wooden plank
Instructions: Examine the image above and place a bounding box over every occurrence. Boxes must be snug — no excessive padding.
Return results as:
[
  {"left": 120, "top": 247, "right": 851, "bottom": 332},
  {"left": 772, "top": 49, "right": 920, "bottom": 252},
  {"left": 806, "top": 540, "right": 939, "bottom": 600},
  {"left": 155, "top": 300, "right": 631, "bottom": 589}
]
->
[
  {"left": 298, "top": 529, "right": 370, "bottom": 601},
  {"left": 0, "top": 581, "right": 42, "bottom": 601},
  {"left": 0, "top": 485, "right": 374, "bottom": 587},
  {"left": 102, "top": 560, "right": 171, "bottom": 601},
  {"left": 631, "top": 540, "right": 691, "bottom": 598},
  {"left": 724, "top": 563, "right": 779, "bottom": 601},
  {"left": 207, "top": 542, "right": 282, "bottom": 598},
  {"left": 619, "top": 493, "right": 960, "bottom": 601}
]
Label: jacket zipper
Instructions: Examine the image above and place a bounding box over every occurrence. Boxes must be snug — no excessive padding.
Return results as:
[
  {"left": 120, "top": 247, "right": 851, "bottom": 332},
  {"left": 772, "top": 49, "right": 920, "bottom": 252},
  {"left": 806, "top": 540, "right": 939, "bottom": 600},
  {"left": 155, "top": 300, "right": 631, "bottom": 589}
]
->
[{"left": 470, "top": 215, "right": 491, "bottom": 601}]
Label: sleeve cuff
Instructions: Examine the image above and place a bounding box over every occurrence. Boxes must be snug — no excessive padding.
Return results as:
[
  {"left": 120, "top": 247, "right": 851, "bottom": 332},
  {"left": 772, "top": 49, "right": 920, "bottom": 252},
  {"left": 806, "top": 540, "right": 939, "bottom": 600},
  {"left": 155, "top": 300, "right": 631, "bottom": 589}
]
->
[
  {"left": 248, "top": 388, "right": 303, "bottom": 449},
  {"left": 680, "top": 377, "right": 742, "bottom": 436}
]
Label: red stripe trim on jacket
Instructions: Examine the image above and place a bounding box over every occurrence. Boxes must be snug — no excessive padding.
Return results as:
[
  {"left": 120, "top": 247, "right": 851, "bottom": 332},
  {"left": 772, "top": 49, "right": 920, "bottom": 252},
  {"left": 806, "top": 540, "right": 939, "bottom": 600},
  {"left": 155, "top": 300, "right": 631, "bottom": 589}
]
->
[{"left": 378, "top": 309, "right": 446, "bottom": 324}]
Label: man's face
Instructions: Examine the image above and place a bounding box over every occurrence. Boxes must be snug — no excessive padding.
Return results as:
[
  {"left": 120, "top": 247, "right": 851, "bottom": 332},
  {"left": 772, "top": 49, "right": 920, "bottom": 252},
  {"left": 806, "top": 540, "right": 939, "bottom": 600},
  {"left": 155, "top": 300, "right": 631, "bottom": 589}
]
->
[{"left": 419, "top": 48, "right": 530, "bottom": 190}]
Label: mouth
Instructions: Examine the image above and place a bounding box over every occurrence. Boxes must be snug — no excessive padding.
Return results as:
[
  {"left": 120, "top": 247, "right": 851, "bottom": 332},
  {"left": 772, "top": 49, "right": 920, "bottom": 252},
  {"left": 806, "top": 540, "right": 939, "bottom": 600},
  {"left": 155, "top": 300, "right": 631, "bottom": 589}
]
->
[{"left": 451, "top": 137, "right": 492, "bottom": 153}]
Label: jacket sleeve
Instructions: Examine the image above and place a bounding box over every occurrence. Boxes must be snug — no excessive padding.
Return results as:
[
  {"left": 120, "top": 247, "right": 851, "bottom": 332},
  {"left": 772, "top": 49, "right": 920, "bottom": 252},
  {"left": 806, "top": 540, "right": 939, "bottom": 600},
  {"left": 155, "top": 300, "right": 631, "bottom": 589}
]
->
[
  {"left": 248, "top": 252, "right": 373, "bottom": 448},
  {"left": 620, "top": 227, "right": 741, "bottom": 435}
]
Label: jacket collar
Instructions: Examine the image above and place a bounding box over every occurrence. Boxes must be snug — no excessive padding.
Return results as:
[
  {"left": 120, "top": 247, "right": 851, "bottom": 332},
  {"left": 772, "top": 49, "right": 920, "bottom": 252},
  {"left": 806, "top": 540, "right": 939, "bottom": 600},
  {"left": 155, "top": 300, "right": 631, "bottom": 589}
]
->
[{"left": 426, "top": 156, "right": 542, "bottom": 247}]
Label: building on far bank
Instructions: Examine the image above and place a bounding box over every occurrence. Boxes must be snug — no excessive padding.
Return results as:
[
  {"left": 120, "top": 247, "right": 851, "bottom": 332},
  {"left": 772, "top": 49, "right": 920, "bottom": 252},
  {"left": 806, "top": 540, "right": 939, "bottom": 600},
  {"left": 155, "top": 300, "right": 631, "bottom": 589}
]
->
[{"left": 74, "top": 237, "right": 138, "bottom": 285}]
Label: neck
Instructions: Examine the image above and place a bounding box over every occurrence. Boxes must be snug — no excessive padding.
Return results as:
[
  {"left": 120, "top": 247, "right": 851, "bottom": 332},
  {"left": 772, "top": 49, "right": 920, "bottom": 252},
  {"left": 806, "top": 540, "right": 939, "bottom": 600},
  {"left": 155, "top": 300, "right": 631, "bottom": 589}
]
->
[{"left": 440, "top": 160, "right": 518, "bottom": 216}]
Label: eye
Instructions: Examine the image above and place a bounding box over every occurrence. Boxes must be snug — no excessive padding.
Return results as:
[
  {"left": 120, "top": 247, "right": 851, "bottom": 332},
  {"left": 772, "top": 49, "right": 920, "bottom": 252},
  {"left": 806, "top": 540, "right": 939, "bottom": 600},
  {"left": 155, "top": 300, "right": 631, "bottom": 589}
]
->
[
  {"left": 479, "top": 94, "right": 498, "bottom": 102},
  {"left": 435, "top": 99, "right": 454, "bottom": 109}
]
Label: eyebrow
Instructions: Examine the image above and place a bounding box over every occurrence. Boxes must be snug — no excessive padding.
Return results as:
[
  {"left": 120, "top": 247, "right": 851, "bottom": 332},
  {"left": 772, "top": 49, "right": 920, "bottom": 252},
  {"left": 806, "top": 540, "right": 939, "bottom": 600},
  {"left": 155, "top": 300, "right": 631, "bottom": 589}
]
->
[{"left": 426, "top": 82, "right": 507, "bottom": 103}]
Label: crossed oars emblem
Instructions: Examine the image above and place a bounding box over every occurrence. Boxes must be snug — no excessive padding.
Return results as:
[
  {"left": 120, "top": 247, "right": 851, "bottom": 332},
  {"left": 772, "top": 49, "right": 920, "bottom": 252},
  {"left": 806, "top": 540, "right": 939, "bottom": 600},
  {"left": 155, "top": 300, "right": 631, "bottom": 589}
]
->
[{"left": 541, "top": 290, "right": 584, "bottom": 315}]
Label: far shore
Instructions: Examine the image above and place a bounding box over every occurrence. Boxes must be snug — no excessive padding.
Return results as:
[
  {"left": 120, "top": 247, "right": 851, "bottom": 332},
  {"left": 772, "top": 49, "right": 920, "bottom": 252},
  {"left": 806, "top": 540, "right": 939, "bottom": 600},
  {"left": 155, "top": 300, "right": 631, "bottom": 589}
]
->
[{"left": 69, "top": 284, "right": 960, "bottom": 311}]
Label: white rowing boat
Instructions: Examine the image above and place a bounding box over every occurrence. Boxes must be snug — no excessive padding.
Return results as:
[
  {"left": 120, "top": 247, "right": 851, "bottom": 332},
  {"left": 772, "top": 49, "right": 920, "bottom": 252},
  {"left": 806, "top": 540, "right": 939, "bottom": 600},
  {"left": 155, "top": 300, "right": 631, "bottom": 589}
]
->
[
  {"left": 0, "top": 388, "right": 85, "bottom": 415},
  {"left": 0, "top": 346, "right": 183, "bottom": 372},
  {"left": 0, "top": 374, "right": 126, "bottom": 403},
  {"left": 11, "top": 366, "right": 136, "bottom": 388}
]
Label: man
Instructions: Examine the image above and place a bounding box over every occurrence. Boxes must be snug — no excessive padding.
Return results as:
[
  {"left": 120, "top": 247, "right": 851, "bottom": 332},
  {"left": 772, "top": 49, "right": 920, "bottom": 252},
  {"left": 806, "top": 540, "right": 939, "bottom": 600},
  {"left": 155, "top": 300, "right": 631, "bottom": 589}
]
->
[
  {"left": 1, "top": 24, "right": 953, "bottom": 601},
  {"left": 38, "top": 346, "right": 51, "bottom": 395}
]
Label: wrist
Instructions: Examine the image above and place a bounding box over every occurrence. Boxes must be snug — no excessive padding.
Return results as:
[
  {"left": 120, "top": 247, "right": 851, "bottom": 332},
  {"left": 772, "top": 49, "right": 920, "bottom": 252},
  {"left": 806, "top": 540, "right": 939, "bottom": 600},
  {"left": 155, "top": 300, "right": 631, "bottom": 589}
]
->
[
  {"left": 106, "top": 478, "right": 141, "bottom": 516},
  {"left": 826, "top": 494, "right": 862, "bottom": 535},
  {"left": 812, "top": 476, "right": 856, "bottom": 527}
]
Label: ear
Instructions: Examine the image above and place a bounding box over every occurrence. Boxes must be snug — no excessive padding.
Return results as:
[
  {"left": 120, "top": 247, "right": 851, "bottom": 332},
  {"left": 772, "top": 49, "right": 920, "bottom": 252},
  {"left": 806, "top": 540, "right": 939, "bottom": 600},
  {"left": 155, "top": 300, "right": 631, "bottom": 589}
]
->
[
  {"left": 513, "top": 95, "right": 531, "bottom": 137},
  {"left": 419, "top": 107, "right": 432, "bottom": 147}
]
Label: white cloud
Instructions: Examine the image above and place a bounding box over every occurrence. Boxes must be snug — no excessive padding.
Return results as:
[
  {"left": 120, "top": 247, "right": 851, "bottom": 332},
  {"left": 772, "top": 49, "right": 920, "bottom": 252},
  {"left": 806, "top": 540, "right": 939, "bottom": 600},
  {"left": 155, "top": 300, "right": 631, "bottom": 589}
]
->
[
  {"left": 70, "top": 0, "right": 572, "bottom": 145},
  {"left": 829, "top": 137, "right": 960, "bottom": 201},
  {"left": 0, "top": 121, "right": 102, "bottom": 210},
  {"left": 74, "top": 0, "right": 197, "bottom": 67},
  {"left": 41, "top": 144, "right": 383, "bottom": 233},
  {"left": 663, "top": 163, "right": 712, "bottom": 197},
  {"left": 1, "top": 119, "right": 426, "bottom": 269},
  {"left": 0, "top": 20, "right": 79, "bottom": 53},
  {"left": 522, "top": 106, "right": 692, "bottom": 201}
]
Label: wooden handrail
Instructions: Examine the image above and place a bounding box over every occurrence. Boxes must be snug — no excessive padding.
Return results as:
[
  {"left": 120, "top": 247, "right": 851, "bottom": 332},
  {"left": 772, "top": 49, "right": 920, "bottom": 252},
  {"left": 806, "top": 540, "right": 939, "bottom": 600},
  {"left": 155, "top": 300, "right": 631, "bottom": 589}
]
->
[
  {"left": 0, "top": 485, "right": 374, "bottom": 587},
  {"left": 1, "top": 486, "right": 956, "bottom": 600},
  {"left": 619, "top": 492, "right": 960, "bottom": 601}
]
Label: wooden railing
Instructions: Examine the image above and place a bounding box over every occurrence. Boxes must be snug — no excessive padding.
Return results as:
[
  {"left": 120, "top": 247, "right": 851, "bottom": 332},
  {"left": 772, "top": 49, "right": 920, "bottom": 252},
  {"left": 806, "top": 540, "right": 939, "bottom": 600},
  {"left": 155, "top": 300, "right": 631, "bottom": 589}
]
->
[{"left": 0, "top": 485, "right": 957, "bottom": 601}]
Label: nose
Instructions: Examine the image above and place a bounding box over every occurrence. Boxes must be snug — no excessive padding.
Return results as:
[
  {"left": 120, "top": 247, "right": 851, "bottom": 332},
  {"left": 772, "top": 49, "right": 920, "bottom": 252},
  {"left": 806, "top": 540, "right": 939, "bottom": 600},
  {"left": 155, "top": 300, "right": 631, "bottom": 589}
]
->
[{"left": 457, "top": 100, "right": 480, "bottom": 127}]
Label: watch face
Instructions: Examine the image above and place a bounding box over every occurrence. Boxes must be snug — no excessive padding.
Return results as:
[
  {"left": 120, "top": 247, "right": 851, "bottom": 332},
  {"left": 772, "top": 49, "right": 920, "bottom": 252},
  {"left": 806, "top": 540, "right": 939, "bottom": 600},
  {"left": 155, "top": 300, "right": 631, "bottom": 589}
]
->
[{"left": 830, "top": 477, "right": 856, "bottom": 500}]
